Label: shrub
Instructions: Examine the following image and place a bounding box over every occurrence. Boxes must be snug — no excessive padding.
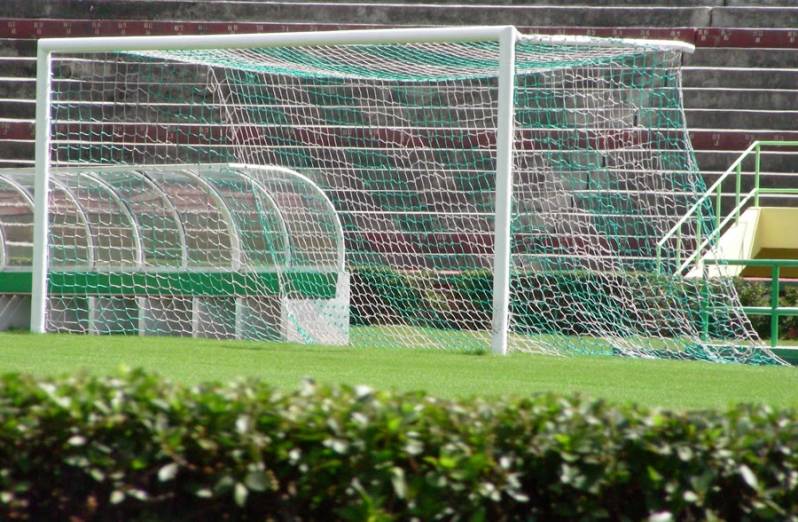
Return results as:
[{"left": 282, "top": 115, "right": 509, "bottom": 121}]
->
[
  {"left": 735, "top": 278, "right": 798, "bottom": 340},
  {"left": 1, "top": 370, "right": 797, "bottom": 520},
  {"left": 350, "top": 266, "right": 733, "bottom": 339}
]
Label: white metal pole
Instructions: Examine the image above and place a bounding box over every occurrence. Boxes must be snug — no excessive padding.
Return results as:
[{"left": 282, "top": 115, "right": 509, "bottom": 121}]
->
[
  {"left": 491, "top": 26, "right": 517, "bottom": 355},
  {"left": 31, "top": 46, "right": 52, "bottom": 333}
]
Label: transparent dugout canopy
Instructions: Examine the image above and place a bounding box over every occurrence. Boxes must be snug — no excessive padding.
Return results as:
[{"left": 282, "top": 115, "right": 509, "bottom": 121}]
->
[{"left": 0, "top": 163, "right": 345, "bottom": 273}]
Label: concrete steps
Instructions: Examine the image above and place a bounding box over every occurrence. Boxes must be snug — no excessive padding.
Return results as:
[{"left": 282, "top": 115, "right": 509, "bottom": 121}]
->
[
  {"left": 0, "top": 98, "right": 34, "bottom": 119},
  {"left": 683, "top": 67, "right": 798, "bottom": 89},
  {"left": 0, "top": 3, "right": 796, "bottom": 190},
  {"left": 1, "top": 2, "right": 794, "bottom": 28},
  {"left": 697, "top": 151, "right": 798, "bottom": 174},
  {"left": 0, "top": 2, "right": 715, "bottom": 27},
  {"left": 713, "top": 7, "right": 798, "bottom": 29},
  {"left": 685, "top": 110, "right": 798, "bottom": 131},
  {"left": 0, "top": 135, "right": 33, "bottom": 165},
  {"left": 0, "top": 56, "right": 35, "bottom": 77},
  {"left": 0, "top": 39, "right": 35, "bottom": 57},
  {"left": 684, "top": 89, "right": 798, "bottom": 112},
  {"left": 695, "top": 207, "right": 798, "bottom": 278},
  {"left": 0, "top": 77, "right": 33, "bottom": 99},
  {"left": 686, "top": 48, "right": 798, "bottom": 68}
]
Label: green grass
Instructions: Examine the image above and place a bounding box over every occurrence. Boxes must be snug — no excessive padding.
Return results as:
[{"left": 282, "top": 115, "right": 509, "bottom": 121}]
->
[{"left": 1, "top": 331, "right": 797, "bottom": 410}]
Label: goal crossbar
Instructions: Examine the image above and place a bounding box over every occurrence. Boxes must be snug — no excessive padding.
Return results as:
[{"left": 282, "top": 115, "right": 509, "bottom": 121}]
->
[{"left": 35, "top": 26, "right": 694, "bottom": 54}]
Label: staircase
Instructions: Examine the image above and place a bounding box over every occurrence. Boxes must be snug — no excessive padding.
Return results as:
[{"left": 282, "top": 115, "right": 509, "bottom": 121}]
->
[
  {"left": 657, "top": 140, "right": 798, "bottom": 361},
  {"left": 657, "top": 141, "right": 798, "bottom": 278}
]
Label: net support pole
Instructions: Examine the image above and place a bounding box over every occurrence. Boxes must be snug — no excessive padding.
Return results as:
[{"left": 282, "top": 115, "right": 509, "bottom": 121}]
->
[
  {"left": 31, "top": 46, "right": 52, "bottom": 333},
  {"left": 491, "top": 26, "right": 517, "bottom": 355}
]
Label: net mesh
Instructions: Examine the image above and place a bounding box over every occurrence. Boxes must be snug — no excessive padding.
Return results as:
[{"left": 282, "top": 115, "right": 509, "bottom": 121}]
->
[{"left": 12, "top": 32, "right": 778, "bottom": 362}]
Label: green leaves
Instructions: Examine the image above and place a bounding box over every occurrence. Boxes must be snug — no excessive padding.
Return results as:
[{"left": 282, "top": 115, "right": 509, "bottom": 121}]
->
[{"left": 0, "top": 370, "right": 797, "bottom": 520}]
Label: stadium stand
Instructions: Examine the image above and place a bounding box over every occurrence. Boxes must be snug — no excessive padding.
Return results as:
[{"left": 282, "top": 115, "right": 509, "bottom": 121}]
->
[{"left": 0, "top": 0, "right": 796, "bottom": 190}]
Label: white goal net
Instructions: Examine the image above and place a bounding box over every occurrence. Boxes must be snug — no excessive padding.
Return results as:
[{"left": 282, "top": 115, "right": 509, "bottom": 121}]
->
[{"left": 16, "top": 27, "right": 778, "bottom": 363}]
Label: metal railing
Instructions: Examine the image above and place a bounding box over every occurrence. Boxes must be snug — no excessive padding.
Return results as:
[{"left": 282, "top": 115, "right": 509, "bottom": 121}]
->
[
  {"left": 655, "top": 140, "right": 798, "bottom": 276},
  {"left": 704, "top": 258, "right": 798, "bottom": 348}
]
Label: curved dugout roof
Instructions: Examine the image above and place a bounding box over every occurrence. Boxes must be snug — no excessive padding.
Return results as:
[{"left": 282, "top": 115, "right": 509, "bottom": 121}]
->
[{"left": 0, "top": 164, "right": 344, "bottom": 272}]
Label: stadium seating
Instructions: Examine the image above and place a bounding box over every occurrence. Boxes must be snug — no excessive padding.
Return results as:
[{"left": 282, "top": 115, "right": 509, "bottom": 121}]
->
[{"left": 0, "top": 0, "right": 796, "bottom": 187}]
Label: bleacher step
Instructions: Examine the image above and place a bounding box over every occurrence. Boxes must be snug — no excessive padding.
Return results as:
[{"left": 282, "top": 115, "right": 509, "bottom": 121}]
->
[
  {"left": 683, "top": 67, "right": 798, "bottom": 89},
  {"left": 713, "top": 6, "right": 798, "bottom": 28},
  {"left": 0, "top": 38, "right": 36, "bottom": 57},
  {"left": 685, "top": 110, "right": 798, "bottom": 132},
  {"left": 696, "top": 150, "right": 798, "bottom": 173},
  {"left": 0, "top": 77, "right": 34, "bottom": 99},
  {"left": 684, "top": 89, "right": 798, "bottom": 111},
  {"left": 686, "top": 48, "right": 798, "bottom": 68},
  {"left": 0, "top": 2, "right": 714, "bottom": 27},
  {"left": 0, "top": 99, "right": 34, "bottom": 119}
]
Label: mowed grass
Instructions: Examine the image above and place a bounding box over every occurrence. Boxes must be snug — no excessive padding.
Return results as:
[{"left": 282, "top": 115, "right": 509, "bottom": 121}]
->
[{"left": 1, "top": 332, "right": 797, "bottom": 410}]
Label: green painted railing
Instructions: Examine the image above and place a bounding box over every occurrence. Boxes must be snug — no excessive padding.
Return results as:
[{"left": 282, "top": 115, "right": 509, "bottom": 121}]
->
[
  {"left": 656, "top": 140, "right": 798, "bottom": 275},
  {"left": 704, "top": 258, "right": 798, "bottom": 349}
]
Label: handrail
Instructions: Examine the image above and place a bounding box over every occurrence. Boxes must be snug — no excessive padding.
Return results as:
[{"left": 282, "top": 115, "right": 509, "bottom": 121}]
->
[
  {"left": 656, "top": 140, "right": 798, "bottom": 276},
  {"left": 704, "top": 258, "right": 798, "bottom": 349}
]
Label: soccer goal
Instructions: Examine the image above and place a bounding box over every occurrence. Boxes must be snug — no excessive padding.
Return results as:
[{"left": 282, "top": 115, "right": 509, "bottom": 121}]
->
[{"left": 25, "top": 26, "right": 778, "bottom": 362}]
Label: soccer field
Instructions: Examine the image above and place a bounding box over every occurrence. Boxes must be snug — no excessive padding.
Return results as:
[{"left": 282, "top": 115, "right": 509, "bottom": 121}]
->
[{"left": 1, "top": 331, "right": 797, "bottom": 410}]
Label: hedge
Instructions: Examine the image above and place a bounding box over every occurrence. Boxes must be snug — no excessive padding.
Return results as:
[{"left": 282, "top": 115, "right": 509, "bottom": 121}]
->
[
  {"left": 1, "top": 370, "right": 797, "bottom": 520},
  {"left": 351, "top": 266, "right": 740, "bottom": 339},
  {"left": 736, "top": 278, "right": 798, "bottom": 341}
]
